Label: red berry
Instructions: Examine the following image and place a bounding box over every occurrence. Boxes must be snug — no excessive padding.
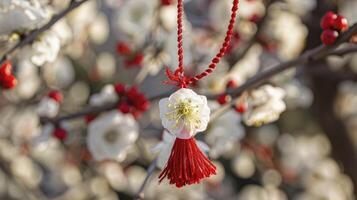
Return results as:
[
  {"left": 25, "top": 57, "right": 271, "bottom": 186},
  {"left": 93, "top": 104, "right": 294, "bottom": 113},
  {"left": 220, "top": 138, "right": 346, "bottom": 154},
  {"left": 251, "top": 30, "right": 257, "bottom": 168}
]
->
[
  {"left": 226, "top": 79, "right": 238, "bottom": 89},
  {"left": 118, "top": 102, "right": 130, "bottom": 113},
  {"left": 320, "top": 11, "right": 337, "bottom": 30},
  {"left": 125, "top": 53, "right": 144, "bottom": 67},
  {"left": 126, "top": 86, "right": 139, "bottom": 99},
  {"left": 321, "top": 29, "right": 339, "bottom": 45},
  {"left": 1, "top": 74, "right": 17, "bottom": 89},
  {"left": 137, "top": 101, "right": 150, "bottom": 111},
  {"left": 0, "top": 61, "right": 13, "bottom": 77},
  {"left": 85, "top": 114, "right": 97, "bottom": 123},
  {"left": 217, "top": 94, "right": 231, "bottom": 105},
  {"left": 161, "top": 0, "right": 174, "bottom": 6},
  {"left": 114, "top": 83, "right": 126, "bottom": 95},
  {"left": 48, "top": 90, "right": 63, "bottom": 103},
  {"left": 334, "top": 15, "right": 348, "bottom": 32},
  {"left": 116, "top": 41, "right": 131, "bottom": 55},
  {"left": 249, "top": 13, "right": 261, "bottom": 23},
  {"left": 131, "top": 110, "right": 142, "bottom": 119},
  {"left": 234, "top": 102, "right": 247, "bottom": 113},
  {"left": 53, "top": 127, "right": 67, "bottom": 141}
]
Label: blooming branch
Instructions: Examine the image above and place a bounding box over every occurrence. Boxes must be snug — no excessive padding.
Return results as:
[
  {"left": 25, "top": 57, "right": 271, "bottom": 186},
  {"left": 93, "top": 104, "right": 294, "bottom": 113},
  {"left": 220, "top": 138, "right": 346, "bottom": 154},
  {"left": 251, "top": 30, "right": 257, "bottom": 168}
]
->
[
  {"left": 40, "top": 89, "right": 174, "bottom": 124},
  {"left": 0, "top": 0, "right": 90, "bottom": 65},
  {"left": 210, "top": 23, "right": 357, "bottom": 121}
]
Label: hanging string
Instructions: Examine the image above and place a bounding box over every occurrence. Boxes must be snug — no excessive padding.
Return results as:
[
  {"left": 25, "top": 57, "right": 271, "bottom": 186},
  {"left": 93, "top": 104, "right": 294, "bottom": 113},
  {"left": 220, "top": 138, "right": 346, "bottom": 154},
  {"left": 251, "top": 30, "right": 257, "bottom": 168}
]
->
[
  {"left": 165, "top": 0, "right": 239, "bottom": 88},
  {"left": 165, "top": 0, "right": 187, "bottom": 88},
  {"left": 177, "top": 0, "right": 184, "bottom": 75},
  {"left": 188, "top": 0, "right": 239, "bottom": 85}
]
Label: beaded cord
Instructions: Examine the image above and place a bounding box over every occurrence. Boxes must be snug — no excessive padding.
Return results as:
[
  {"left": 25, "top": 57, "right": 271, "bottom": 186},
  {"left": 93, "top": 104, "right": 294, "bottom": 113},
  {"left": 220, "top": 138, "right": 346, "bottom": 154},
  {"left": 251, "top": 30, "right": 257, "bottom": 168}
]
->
[{"left": 165, "top": 0, "right": 239, "bottom": 88}]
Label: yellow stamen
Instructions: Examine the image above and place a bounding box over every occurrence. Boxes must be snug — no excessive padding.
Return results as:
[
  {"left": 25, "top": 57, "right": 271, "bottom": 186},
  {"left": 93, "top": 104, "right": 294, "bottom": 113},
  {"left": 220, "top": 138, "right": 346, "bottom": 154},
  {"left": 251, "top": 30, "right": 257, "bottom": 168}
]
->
[{"left": 165, "top": 98, "right": 201, "bottom": 130}]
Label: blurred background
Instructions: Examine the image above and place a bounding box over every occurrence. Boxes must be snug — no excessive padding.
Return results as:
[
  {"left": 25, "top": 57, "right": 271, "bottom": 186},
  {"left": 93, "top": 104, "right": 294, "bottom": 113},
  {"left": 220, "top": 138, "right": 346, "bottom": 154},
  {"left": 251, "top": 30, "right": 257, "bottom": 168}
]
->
[{"left": 0, "top": 0, "right": 356, "bottom": 199}]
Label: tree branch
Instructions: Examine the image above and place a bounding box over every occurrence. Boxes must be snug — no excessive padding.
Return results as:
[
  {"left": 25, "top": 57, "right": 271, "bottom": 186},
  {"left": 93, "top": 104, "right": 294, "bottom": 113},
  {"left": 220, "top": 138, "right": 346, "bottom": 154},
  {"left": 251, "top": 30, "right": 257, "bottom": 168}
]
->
[
  {"left": 0, "top": 0, "right": 90, "bottom": 64},
  {"left": 40, "top": 89, "right": 173, "bottom": 124},
  {"left": 210, "top": 23, "right": 357, "bottom": 121},
  {"left": 329, "top": 44, "right": 357, "bottom": 56},
  {"left": 310, "top": 74, "right": 357, "bottom": 194},
  {"left": 134, "top": 158, "right": 157, "bottom": 200}
]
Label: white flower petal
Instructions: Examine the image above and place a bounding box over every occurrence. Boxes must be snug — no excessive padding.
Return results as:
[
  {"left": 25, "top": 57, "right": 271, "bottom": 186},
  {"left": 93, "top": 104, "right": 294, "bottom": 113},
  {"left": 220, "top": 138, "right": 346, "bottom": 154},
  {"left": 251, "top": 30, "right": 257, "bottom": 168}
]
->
[
  {"left": 159, "top": 88, "right": 210, "bottom": 138},
  {"left": 37, "top": 97, "right": 59, "bottom": 118},
  {"left": 87, "top": 111, "right": 139, "bottom": 162}
]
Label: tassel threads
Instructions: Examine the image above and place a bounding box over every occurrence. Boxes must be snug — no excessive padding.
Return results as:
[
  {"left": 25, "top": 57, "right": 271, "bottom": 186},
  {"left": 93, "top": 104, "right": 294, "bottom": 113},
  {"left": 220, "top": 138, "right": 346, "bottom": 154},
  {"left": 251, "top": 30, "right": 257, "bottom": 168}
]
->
[{"left": 159, "top": 137, "right": 216, "bottom": 188}]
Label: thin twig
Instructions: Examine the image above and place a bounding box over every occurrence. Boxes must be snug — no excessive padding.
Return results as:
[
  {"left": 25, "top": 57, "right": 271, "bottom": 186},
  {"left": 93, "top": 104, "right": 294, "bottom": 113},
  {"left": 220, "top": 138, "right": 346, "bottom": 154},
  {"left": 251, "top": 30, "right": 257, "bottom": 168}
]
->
[
  {"left": 40, "top": 89, "right": 174, "bottom": 124},
  {"left": 329, "top": 44, "right": 357, "bottom": 56},
  {"left": 210, "top": 23, "right": 357, "bottom": 121},
  {"left": 0, "top": 0, "right": 90, "bottom": 64},
  {"left": 134, "top": 158, "right": 157, "bottom": 200}
]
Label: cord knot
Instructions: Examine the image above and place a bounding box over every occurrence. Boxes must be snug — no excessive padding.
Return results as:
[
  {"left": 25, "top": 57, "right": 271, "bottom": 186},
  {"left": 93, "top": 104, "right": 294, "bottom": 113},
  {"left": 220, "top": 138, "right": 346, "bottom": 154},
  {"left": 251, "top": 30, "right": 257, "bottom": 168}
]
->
[{"left": 164, "top": 67, "right": 190, "bottom": 88}]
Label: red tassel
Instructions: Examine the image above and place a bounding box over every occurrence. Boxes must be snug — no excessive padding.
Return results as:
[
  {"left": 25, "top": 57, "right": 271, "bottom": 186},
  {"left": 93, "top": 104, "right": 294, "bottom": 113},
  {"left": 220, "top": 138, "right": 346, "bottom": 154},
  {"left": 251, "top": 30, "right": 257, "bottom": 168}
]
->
[{"left": 159, "top": 137, "right": 216, "bottom": 188}]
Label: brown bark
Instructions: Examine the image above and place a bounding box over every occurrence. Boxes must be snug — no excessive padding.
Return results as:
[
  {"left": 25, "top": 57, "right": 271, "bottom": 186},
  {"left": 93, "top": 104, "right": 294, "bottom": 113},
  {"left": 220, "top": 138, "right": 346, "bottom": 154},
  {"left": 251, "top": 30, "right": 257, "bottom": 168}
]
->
[{"left": 311, "top": 72, "right": 357, "bottom": 195}]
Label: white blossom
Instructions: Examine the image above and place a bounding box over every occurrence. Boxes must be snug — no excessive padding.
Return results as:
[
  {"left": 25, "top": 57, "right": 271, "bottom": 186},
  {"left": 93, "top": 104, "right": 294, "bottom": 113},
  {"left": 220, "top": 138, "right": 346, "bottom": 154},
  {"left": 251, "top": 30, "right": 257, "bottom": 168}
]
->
[
  {"left": 238, "top": 185, "right": 288, "bottom": 200},
  {"left": 284, "top": 0, "right": 316, "bottom": 16},
  {"left": 209, "top": 0, "right": 231, "bottom": 32},
  {"left": 11, "top": 108, "right": 41, "bottom": 145},
  {"left": 87, "top": 111, "right": 139, "bottom": 162},
  {"left": 336, "top": 81, "right": 357, "bottom": 118},
  {"left": 10, "top": 155, "right": 43, "bottom": 188},
  {"left": 205, "top": 105, "right": 245, "bottom": 158},
  {"left": 115, "top": 0, "right": 157, "bottom": 44},
  {"left": 159, "top": 88, "right": 210, "bottom": 139},
  {"left": 209, "top": 0, "right": 264, "bottom": 32},
  {"left": 0, "top": 0, "right": 48, "bottom": 36},
  {"left": 159, "top": 5, "right": 176, "bottom": 31},
  {"left": 37, "top": 97, "right": 60, "bottom": 118},
  {"left": 266, "top": 8, "right": 308, "bottom": 60},
  {"left": 232, "top": 151, "right": 256, "bottom": 178},
  {"left": 31, "top": 31, "right": 61, "bottom": 66},
  {"left": 96, "top": 52, "right": 116, "bottom": 80},
  {"left": 230, "top": 44, "right": 263, "bottom": 85},
  {"left": 142, "top": 46, "right": 171, "bottom": 76},
  {"left": 64, "top": 1, "right": 99, "bottom": 59},
  {"left": 152, "top": 131, "right": 209, "bottom": 169},
  {"left": 43, "top": 56, "right": 75, "bottom": 88},
  {"left": 278, "top": 134, "right": 331, "bottom": 172},
  {"left": 88, "top": 13, "right": 109, "bottom": 45},
  {"left": 284, "top": 80, "right": 313, "bottom": 109},
  {"left": 89, "top": 84, "right": 118, "bottom": 106},
  {"left": 243, "top": 85, "right": 286, "bottom": 126},
  {"left": 51, "top": 19, "right": 72, "bottom": 45}
]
